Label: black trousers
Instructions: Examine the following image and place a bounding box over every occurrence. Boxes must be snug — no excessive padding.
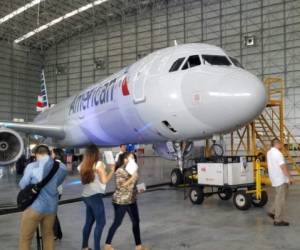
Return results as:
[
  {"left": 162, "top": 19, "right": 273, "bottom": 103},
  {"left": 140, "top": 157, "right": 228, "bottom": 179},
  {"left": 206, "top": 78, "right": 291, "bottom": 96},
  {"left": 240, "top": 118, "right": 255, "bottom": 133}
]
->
[
  {"left": 106, "top": 202, "right": 141, "bottom": 246},
  {"left": 53, "top": 194, "right": 62, "bottom": 239},
  {"left": 53, "top": 215, "right": 62, "bottom": 239}
]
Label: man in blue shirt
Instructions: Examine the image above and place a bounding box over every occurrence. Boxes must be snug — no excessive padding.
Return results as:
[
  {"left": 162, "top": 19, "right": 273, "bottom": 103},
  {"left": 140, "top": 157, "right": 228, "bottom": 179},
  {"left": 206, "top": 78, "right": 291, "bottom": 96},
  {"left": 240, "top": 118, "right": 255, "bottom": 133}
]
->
[{"left": 19, "top": 145, "right": 67, "bottom": 250}]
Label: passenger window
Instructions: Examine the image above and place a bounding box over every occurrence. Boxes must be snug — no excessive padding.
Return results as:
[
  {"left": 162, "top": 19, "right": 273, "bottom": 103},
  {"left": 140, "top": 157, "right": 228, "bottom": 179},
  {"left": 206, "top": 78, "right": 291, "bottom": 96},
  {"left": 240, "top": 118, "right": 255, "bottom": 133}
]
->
[
  {"left": 202, "top": 55, "right": 231, "bottom": 66},
  {"left": 182, "top": 55, "right": 201, "bottom": 70},
  {"left": 169, "top": 57, "right": 185, "bottom": 72}
]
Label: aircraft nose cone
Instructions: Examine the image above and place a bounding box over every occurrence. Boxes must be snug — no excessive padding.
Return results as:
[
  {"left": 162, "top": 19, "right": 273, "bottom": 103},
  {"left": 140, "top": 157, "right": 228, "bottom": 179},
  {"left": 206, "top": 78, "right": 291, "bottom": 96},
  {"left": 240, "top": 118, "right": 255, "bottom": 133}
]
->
[
  {"left": 213, "top": 71, "right": 267, "bottom": 127},
  {"left": 182, "top": 69, "right": 267, "bottom": 132}
]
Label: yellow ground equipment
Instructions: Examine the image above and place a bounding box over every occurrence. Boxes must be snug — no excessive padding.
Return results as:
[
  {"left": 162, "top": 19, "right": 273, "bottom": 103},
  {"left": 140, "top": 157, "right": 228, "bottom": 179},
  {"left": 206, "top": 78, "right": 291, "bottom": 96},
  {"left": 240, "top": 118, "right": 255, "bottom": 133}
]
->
[
  {"left": 183, "top": 156, "right": 268, "bottom": 211},
  {"left": 230, "top": 77, "right": 300, "bottom": 184},
  {"left": 246, "top": 159, "right": 268, "bottom": 206}
]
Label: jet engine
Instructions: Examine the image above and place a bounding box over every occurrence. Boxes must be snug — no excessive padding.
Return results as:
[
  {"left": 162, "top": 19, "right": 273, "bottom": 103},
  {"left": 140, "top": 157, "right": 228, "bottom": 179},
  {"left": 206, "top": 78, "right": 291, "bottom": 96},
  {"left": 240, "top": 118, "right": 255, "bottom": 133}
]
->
[
  {"left": 153, "top": 141, "right": 194, "bottom": 160},
  {"left": 0, "top": 128, "right": 24, "bottom": 166}
]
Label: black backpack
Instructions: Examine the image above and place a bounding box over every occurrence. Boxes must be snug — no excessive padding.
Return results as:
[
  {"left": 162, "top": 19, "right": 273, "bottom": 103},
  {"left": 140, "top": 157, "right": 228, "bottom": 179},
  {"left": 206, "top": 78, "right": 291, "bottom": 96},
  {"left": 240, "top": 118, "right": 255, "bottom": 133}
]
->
[{"left": 17, "top": 160, "right": 60, "bottom": 211}]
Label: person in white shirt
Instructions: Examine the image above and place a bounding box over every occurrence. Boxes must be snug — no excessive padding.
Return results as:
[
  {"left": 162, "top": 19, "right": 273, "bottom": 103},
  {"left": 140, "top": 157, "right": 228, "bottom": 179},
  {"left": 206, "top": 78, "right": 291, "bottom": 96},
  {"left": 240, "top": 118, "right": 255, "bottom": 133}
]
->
[
  {"left": 267, "top": 138, "right": 294, "bottom": 226},
  {"left": 115, "top": 144, "right": 127, "bottom": 163}
]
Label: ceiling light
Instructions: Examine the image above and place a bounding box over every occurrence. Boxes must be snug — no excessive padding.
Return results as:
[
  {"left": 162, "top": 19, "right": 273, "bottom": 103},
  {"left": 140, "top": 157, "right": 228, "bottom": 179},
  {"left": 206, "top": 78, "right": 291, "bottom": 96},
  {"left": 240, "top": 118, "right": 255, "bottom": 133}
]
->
[
  {"left": 14, "top": 0, "right": 108, "bottom": 44},
  {"left": 78, "top": 3, "right": 93, "bottom": 12},
  {"left": 64, "top": 10, "right": 78, "bottom": 19},
  {"left": 0, "top": 0, "right": 44, "bottom": 25}
]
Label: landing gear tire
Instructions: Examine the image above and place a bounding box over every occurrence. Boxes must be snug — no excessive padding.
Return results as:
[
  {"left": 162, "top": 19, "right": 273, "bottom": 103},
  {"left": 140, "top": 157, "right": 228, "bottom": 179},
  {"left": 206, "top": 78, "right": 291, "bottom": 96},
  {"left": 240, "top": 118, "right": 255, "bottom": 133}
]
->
[
  {"left": 251, "top": 190, "right": 268, "bottom": 207},
  {"left": 217, "top": 187, "right": 233, "bottom": 200},
  {"left": 189, "top": 186, "right": 204, "bottom": 205},
  {"left": 233, "top": 191, "right": 251, "bottom": 210},
  {"left": 209, "top": 143, "right": 224, "bottom": 157},
  {"left": 171, "top": 168, "right": 183, "bottom": 186}
]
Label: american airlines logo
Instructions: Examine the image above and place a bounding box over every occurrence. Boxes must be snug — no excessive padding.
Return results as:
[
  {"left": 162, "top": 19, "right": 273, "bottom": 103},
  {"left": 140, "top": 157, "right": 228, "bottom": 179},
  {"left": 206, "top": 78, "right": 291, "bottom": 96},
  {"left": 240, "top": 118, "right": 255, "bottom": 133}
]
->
[{"left": 69, "top": 78, "right": 117, "bottom": 115}]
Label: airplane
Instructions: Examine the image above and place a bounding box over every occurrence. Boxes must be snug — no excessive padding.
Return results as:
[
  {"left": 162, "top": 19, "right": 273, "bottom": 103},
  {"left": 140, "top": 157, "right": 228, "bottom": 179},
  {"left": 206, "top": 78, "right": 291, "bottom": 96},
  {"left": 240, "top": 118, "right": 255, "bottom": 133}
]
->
[{"left": 0, "top": 43, "right": 267, "bottom": 180}]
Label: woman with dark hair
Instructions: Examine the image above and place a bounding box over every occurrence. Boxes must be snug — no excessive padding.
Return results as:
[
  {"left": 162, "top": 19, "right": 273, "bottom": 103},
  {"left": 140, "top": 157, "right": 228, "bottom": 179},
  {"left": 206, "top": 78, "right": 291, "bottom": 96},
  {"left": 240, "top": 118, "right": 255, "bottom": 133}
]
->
[
  {"left": 51, "top": 148, "right": 65, "bottom": 163},
  {"left": 51, "top": 148, "right": 65, "bottom": 240},
  {"left": 79, "top": 145, "right": 115, "bottom": 250},
  {"left": 104, "top": 152, "right": 148, "bottom": 250}
]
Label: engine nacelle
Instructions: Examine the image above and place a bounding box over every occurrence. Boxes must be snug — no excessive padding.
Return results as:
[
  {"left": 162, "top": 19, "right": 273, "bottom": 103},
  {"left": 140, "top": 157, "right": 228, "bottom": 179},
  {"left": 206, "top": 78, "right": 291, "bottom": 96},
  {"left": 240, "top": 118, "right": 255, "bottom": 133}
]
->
[
  {"left": 153, "top": 141, "right": 194, "bottom": 160},
  {"left": 0, "top": 128, "right": 24, "bottom": 166}
]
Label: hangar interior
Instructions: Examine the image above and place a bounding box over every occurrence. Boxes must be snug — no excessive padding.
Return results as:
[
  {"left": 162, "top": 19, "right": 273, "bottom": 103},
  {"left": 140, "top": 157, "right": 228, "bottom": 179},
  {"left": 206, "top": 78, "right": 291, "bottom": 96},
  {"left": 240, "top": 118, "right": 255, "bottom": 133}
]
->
[{"left": 1, "top": 0, "right": 300, "bottom": 250}]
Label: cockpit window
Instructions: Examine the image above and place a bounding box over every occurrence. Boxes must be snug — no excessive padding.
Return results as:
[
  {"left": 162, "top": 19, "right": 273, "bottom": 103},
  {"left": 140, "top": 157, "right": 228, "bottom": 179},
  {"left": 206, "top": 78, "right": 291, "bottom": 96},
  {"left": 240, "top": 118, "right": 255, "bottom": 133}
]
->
[
  {"left": 202, "top": 55, "right": 231, "bottom": 66},
  {"left": 229, "top": 57, "right": 244, "bottom": 68},
  {"left": 169, "top": 57, "right": 185, "bottom": 72},
  {"left": 182, "top": 55, "right": 201, "bottom": 70}
]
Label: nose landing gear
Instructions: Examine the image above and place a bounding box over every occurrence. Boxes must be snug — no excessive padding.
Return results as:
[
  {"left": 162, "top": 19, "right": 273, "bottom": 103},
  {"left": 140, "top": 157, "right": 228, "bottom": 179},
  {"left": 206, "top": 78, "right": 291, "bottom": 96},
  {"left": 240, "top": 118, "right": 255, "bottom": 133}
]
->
[
  {"left": 170, "top": 141, "right": 193, "bottom": 186},
  {"left": 171, "top": 168, "right": 184, "bottom": 186}
]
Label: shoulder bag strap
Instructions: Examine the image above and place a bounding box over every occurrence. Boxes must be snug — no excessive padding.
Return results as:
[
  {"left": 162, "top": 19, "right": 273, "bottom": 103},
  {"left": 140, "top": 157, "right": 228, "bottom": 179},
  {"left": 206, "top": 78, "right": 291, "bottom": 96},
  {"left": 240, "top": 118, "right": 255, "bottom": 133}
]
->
[{"left": 37, "top": 160, "right": 60, "bottom": 189}]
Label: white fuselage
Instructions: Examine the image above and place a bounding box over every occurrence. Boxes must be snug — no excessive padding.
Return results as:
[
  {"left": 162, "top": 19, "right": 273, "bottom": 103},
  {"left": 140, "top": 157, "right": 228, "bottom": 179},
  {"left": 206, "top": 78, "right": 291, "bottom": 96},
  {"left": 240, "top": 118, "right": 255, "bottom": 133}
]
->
[{"left": 34, "top": 43, "right": 267, "bottom": 147}]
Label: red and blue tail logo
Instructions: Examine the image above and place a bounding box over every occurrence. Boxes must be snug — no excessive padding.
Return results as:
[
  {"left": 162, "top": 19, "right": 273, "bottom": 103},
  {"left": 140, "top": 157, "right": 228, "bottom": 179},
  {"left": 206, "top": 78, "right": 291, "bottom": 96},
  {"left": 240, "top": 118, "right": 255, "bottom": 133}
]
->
[{"left": 36, "top": 69, "right": 49, "bottom": 112}]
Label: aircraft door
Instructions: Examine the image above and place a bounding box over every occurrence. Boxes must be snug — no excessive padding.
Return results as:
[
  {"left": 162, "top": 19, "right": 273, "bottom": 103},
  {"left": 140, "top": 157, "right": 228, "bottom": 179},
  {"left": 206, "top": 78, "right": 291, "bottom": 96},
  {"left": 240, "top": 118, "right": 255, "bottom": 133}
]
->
[
  {"left": 132, "top": 71, "right": 147, "bottom": 104},
  {"left": 132, "top": 54, "right": 159, "bottom": 104}
]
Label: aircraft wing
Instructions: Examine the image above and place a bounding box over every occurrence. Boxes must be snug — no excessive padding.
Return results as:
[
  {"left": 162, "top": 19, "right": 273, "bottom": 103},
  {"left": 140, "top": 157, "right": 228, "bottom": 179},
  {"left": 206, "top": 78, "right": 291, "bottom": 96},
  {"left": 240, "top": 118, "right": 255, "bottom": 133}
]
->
[{"left": 0, "top": 121, "right": 65, "bottom": 139}]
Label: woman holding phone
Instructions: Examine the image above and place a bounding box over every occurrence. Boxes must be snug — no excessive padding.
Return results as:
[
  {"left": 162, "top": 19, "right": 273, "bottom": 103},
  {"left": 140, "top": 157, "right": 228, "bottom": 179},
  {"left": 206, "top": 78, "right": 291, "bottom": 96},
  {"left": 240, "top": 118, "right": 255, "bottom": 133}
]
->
[
  {"left": 79, "top": 145, "right": 115, "bottom": 250},
  {"left": 104, "top": 152, "right": 148, "bottom": 250}
]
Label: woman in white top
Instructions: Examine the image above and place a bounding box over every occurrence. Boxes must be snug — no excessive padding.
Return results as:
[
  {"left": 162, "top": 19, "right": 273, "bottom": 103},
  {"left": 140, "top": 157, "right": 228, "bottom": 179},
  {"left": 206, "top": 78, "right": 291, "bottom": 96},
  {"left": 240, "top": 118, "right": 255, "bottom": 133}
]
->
[{"left": 79, "top": 145, "right": 115, "bottom": 250}]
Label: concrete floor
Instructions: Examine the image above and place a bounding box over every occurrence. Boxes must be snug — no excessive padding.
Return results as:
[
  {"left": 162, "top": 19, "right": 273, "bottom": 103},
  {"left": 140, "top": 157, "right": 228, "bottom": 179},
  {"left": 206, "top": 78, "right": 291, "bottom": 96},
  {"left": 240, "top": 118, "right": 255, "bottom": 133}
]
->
[{"left": 1, "top": 157, "right": 300, "bottom": 250}]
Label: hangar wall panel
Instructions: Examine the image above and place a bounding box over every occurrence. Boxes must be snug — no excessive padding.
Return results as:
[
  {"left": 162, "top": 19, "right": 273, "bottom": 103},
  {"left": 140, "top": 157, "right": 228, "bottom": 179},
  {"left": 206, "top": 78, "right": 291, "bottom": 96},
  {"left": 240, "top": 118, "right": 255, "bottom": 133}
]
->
[
  {"left": 0, "top": 41, "right": 42, "bottom": 121},
  {"left": 44, "top": 0, "right": 300, "bottom": 136}
]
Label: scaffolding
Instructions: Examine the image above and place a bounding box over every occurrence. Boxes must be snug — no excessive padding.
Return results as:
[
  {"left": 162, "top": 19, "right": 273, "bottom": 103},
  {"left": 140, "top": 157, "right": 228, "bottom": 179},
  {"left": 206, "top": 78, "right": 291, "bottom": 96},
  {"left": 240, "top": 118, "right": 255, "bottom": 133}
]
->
[{"left": 230, "top": 77, "right": 300, "bottom": 184}]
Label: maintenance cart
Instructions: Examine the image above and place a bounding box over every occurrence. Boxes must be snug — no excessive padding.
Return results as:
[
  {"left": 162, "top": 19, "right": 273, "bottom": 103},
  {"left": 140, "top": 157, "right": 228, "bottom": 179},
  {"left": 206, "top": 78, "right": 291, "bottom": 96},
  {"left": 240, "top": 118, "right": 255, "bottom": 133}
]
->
[{"left": 173, "top": 156, "right": 268, "bottom": 210}]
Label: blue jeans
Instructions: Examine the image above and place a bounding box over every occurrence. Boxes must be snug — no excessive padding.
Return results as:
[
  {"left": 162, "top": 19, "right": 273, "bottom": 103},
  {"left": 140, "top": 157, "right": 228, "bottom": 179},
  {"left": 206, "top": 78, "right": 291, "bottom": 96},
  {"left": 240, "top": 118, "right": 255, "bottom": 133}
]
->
[{"left": 82, "top": 194, "right": 106, "bottom": 250}]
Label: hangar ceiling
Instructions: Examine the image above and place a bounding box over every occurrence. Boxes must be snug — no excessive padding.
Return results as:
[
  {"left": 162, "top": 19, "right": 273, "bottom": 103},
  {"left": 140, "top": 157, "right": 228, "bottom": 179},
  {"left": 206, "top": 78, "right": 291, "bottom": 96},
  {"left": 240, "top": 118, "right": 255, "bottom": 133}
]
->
[{"left": 0, "top": 0, "right": 156, "bottom": 50}]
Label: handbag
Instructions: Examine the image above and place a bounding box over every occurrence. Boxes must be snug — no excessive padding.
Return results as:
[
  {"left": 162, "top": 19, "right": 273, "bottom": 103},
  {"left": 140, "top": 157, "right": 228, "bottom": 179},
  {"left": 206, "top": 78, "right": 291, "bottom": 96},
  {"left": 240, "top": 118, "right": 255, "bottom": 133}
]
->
[{"left": 17, "top": 160, "right": 60, "bottom": 211}]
